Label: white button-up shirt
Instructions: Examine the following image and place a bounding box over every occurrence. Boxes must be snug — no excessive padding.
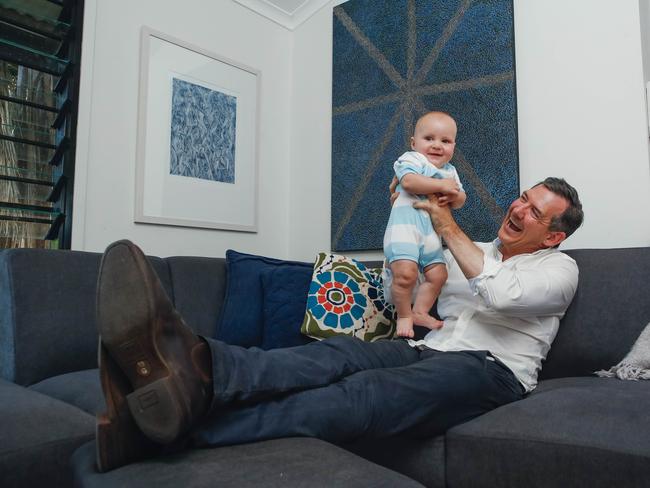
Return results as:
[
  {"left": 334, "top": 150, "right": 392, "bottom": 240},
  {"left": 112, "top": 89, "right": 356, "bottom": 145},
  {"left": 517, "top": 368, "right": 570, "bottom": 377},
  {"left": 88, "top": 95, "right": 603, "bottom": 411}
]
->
[{"left": 410, "top": 240, "right": 579, "bottom": 392}]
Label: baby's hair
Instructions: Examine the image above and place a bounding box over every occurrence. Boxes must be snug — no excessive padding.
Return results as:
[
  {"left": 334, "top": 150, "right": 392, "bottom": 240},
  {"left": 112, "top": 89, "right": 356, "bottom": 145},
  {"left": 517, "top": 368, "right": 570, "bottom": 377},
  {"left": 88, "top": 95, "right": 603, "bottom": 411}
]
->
[
  {"left": 415, "top": 110, "right": 456, "bottom": 125},
  {"left": 413, "top": 111, "right": 457, "bottom": 133},
  {"left": 416, "top": 110, "right": 455, "bottom": 121}
]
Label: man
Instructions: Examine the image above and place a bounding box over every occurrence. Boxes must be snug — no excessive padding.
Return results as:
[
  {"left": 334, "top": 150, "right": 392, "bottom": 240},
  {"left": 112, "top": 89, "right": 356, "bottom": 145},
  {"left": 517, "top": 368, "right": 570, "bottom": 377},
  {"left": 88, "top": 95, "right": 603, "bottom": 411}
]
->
[{"left": 95, "top": 177, "right": 583, "bottom": 472}]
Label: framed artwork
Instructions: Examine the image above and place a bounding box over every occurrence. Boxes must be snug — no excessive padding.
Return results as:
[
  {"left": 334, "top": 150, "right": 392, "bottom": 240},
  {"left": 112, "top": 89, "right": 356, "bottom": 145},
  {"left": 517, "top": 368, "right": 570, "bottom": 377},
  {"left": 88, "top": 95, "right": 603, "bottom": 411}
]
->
[
  {"left": 331, "top": 0, "right": 519, "bottom": 251},
  {"left": 135, "top": 27, "right": 260, "bottom": 232}
]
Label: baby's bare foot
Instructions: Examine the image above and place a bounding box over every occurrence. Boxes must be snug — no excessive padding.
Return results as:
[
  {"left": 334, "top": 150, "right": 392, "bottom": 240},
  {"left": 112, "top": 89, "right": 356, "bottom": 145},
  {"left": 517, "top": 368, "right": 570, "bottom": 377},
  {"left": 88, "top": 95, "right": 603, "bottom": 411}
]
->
[
  {"left": 395, "top": 317, "right": 414, "bottom": 338},
  {"left": 412, "top": 312, "right": 443, "bottom": 330}
]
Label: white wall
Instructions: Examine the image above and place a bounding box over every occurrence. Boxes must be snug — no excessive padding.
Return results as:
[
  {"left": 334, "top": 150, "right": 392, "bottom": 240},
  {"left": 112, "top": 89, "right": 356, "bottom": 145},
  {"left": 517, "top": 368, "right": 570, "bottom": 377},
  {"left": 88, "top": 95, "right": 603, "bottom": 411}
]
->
[
  {"left": 73, "top": 0, "right": 293, "bottom": 257},
  {"left": 640, "top": 0, "right": 650, "bottom": 142},
  {"left": 513, "top": 0, "right": 650, "bottom": 250},
  {"left": 74, "top": 0, "right": 650, "bottom": 259},
  {"left": 289, "top": 0, "right": 650, "bottom": 261},
  {"left": 640, "top": 0, "right": 650, "bottom": 82},
  {"left": 288, "top": 4, "right": 334, "bottom": 262}
]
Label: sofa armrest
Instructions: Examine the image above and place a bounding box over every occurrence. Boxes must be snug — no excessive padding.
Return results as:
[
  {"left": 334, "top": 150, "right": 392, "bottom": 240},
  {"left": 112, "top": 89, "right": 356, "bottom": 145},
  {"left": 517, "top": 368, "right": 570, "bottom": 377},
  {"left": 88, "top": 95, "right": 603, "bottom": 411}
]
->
[
  {"left": 0, "top": 248, "right": 173, "bottom": 386},
  {"left": 0, "top": 378, "right": 94, "bottom": 487}
]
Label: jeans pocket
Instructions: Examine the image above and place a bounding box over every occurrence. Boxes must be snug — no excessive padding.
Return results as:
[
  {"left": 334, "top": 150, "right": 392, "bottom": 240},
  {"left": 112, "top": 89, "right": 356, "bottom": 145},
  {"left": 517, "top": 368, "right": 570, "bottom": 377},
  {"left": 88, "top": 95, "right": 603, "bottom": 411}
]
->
[{"left": 487, "top": 357, "right": 525, "bottom": 399}]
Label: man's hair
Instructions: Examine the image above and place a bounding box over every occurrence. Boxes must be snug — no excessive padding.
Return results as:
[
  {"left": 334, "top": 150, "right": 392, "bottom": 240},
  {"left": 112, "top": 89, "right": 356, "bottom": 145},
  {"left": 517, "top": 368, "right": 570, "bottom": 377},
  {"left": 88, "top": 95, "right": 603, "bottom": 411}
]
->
[{"left": 534, "top": 177, "right": 584, "bottom": 239}]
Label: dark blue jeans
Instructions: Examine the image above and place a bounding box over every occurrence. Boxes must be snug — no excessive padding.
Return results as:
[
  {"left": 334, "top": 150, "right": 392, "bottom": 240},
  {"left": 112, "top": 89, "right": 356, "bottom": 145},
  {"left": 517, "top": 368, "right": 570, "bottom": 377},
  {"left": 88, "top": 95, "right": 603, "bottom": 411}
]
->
[{"left": 192, "top": 336, "right": 524, "bottom": 446}]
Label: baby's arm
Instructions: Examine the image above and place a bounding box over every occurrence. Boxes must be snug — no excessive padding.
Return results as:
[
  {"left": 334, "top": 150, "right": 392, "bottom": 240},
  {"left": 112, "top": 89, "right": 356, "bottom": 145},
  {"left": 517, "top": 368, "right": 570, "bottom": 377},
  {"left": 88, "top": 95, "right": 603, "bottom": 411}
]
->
[{"left": 400, "top": 173, "right": 460, "bottom": 196}]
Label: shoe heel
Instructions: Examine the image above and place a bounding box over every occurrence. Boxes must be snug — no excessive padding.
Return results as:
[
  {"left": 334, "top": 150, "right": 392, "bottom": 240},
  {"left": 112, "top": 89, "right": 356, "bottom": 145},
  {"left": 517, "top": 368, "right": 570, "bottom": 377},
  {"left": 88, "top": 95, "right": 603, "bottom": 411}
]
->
[
  {"left": 96, "top": 412, "right": 160, "bottom": 472},
  {"left": 126, "top": 377, "right": 186, "bottom": 444},
  {"left": 96, "top": 414, "right": 120, "bottom": 472},
  {"left": 96, "top": 413, "right": 136, "bottom": 472}
]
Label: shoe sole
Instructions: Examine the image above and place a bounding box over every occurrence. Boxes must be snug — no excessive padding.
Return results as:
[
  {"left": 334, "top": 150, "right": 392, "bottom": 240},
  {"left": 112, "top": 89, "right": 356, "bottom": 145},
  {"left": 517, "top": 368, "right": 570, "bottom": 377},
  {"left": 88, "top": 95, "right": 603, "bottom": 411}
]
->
[
  {"left": 97, "top": 240, "right": 189, "bottom": 444},
  {"left": 96, "top": 342, "right": 160, "bottom": 472}
]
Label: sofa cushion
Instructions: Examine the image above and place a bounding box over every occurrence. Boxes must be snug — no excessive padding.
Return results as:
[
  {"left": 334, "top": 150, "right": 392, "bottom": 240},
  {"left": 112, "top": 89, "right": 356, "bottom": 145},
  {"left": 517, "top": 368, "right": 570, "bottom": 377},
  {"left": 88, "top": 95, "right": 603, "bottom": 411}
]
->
[
  {"left": 446, "top": 376, "right": 650, "bottom": 488},
  {"left": 72, "top": 437, "right": 425, "bottom": 487},
  {"left": 30, "top": 368, "right": 105, "bottom": 416},
  {"left": 345, "top": 436, "right": 445, "bottom": 488},
  {"left": 0, "top": 248, "right": 173, "bottom": 386},
  {"left": 260, "top": 264, "right": 315, "bottom": 349},
  {"left": 0, "top": 379, "right": 95, "bottom": 488},
  {"left": 301, "top": 253, "right": 395, "bottom": 341},
  {"left": 214, "top": 250, "right": 312, "bottom": 347},
  {"left": 541, "top": 248, "right": 650, "bottom": 380}
]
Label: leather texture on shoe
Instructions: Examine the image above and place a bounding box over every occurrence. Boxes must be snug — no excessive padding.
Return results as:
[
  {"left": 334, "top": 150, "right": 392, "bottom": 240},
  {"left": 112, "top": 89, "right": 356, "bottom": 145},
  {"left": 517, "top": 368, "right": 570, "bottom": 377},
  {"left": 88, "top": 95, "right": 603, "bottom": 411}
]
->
[
  {"left": 96, "top": 240, "right": 210, "bottom": 446},
  {"left": 96, "top": 342, "right": 160, "bottom": 472}
]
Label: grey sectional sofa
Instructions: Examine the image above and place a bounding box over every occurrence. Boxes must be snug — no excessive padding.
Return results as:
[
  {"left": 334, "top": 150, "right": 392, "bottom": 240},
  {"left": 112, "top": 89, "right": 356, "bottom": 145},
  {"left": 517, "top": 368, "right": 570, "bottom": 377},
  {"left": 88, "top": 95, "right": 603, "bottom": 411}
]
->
[{"left": 1, "top": 246, "right": 649, "bottom": 487}]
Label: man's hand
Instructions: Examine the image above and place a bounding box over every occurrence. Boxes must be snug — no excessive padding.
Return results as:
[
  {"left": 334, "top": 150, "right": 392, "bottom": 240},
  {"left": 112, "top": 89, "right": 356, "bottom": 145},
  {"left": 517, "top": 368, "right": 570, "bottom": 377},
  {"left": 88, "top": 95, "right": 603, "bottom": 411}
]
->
[
  {"left": 414, "top": 196, "right": 484, "bottom": 279},
  {"left": 413, "top": 196, "right": 454, "bottom": 233},
  {"left": 389, "top": 176, "right": 399, "bottom": 205}
]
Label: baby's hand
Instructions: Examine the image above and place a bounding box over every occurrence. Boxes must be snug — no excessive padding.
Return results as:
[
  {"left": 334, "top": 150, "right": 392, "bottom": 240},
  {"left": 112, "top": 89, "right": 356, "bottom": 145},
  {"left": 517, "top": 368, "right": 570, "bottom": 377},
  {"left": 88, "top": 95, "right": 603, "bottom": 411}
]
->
[
  {"left": 435, "top": 179, "right": 460, "bottom": 205},
  {"left": 437, "top": 192, "right": 459, "bottom": 206},
  {"left": 437, "top": 185, "right": 466, "bottom": 209},
  {"left": 438, "top": 178, "right": 460, "bottom": 195}
]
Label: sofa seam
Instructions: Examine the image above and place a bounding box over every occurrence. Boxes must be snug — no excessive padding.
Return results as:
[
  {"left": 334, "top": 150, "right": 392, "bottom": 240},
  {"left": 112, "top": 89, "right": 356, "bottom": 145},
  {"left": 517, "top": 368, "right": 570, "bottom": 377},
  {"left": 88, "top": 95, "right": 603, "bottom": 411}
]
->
[
  {"left": 213, "top": 258, "right": 231, "bottom": 339},
  {"left": 164, "top": 258, "right": 177, "bottom": 307}
]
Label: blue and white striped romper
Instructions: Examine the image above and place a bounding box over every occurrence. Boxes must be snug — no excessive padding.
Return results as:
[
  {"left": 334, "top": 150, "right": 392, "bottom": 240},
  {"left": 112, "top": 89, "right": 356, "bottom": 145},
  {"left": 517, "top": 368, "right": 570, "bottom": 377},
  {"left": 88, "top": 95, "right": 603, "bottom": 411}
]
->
[{"left": 383, "top": 151, "right": 463, "bottom": 269}]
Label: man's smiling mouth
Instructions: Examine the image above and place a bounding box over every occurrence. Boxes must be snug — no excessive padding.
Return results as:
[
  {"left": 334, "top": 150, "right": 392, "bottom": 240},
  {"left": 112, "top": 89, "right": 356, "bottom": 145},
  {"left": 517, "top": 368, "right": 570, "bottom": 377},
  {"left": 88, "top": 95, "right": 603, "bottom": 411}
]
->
[{"left": 506, "top": 218, "right": 522, "bottom": 232}]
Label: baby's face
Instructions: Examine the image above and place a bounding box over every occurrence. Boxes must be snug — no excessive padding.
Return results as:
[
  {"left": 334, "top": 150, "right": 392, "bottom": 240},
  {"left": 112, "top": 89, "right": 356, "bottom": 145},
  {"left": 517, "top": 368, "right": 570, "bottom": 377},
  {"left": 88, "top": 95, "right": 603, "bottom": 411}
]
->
[{"left": 410, "top": 114, "right": 457, "bottom": 168}]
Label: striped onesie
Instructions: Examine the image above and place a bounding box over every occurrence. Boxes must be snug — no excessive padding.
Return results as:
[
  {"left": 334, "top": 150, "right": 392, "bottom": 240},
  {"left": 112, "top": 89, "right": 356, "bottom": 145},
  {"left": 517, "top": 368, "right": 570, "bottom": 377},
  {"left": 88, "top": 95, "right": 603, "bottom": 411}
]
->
[{"left": 383, "top": 151, "right": 463, "bottom": 269}]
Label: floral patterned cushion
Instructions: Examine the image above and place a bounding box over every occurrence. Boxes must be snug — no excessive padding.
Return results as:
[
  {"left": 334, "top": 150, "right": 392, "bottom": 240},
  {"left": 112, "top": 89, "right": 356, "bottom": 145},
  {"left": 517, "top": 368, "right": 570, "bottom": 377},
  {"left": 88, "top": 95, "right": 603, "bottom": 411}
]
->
[{"left": 301, "top": 253, "right": 396, "bottom": 341}]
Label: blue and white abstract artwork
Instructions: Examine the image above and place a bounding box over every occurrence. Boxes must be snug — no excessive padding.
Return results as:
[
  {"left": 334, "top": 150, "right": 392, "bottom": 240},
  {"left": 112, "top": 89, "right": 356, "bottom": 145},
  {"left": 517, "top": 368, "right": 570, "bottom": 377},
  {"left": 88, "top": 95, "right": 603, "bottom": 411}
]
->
[
  {"left": 331, "top": 0, "right": 519, "bottom": 251},
  {"left": 170, "top": 77, "right": 237, "bottom": 183}
]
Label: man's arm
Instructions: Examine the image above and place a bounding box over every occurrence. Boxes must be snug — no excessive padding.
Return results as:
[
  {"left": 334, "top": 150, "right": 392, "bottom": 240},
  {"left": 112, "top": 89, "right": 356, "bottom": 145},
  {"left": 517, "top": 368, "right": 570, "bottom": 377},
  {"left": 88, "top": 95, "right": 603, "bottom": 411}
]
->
[
  {"left": 472, "top": 256, "right": 578, "bottom": 317},
  {"left": 413, "top": 198, "right": 579, "bottom": 318},
  {"left": 413, "top": 198, "right": 484, "bottom": 278}
]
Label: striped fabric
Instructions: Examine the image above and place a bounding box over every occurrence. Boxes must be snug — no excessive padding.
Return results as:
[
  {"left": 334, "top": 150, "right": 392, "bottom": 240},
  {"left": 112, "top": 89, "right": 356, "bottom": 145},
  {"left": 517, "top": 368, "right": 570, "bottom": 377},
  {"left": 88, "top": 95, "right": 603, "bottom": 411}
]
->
[{"left": 383, "top": 152, "right": 462, "bottom": 268}]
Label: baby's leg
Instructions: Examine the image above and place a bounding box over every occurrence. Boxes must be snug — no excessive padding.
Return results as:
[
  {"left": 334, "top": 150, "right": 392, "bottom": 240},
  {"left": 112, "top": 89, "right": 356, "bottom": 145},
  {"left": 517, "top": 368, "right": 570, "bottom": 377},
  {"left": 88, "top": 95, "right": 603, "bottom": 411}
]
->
[
  {"left": 412, "top": 263, "right": 447, "bottom": 330},
  {"left": 389, "top": 260, "right": 419, "bottom": 338}
]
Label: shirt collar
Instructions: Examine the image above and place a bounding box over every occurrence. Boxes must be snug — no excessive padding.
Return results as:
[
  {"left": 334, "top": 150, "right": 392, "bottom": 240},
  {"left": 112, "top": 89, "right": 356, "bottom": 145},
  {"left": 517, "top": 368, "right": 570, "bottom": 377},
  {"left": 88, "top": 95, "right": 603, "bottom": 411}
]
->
[{"left": 493, "top": 238, "right": 556, "bottom": 260}]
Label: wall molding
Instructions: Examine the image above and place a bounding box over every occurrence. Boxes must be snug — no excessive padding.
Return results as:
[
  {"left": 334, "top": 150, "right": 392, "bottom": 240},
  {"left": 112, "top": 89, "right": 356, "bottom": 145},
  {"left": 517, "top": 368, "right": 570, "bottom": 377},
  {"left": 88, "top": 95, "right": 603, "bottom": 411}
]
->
[{"left": 233, "top": 0, "right": 333, "bottom": 30}]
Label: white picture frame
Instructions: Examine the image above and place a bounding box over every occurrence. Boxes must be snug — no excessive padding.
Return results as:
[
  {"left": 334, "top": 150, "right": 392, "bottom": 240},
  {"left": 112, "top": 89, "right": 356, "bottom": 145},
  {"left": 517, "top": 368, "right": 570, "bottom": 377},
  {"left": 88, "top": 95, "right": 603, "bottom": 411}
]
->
[{"left": 135, "top": 27, "right": 260, "bottom": 232}]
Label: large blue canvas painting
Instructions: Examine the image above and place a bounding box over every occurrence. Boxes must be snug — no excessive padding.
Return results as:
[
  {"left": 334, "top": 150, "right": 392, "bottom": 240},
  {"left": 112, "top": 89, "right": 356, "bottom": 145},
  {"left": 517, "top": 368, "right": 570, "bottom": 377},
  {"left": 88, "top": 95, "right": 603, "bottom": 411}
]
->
[
  {"left": 170, "top": 78, "right": 237, "bottom": 183},
  {"left": 331, "top": 0, "right": 519, "bottom": 251}
]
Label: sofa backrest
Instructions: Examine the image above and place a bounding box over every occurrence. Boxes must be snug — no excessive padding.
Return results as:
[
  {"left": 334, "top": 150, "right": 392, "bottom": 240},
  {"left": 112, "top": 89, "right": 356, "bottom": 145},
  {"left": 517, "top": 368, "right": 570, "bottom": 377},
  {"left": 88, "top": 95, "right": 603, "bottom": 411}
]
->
[
  {"left": 540, "top": 247, "right": 650, "bottom": 380},
  {"left": 2, "top": 246, "right": 649, "bottom": 386},
  {"left": 0, "top": 249, "right": 175, "bottom": 386},
  {"left": 166, "top": 256, "right": 227, "bottom": 339}
]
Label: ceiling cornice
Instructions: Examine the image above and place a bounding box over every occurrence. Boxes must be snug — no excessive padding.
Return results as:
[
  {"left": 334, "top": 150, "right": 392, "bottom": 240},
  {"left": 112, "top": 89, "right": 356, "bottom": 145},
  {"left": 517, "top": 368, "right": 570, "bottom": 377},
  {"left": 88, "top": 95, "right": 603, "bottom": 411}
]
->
[{"left": 233, "top": 0, "right": 333, "bottom": 31}]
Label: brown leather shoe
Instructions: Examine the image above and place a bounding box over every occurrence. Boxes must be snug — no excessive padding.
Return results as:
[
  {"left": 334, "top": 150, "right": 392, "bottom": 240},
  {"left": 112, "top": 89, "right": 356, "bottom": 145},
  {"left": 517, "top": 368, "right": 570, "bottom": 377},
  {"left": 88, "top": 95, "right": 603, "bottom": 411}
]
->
[
  {"left": 96, "top": 342, "right": 161, "bottom": 472},
  {"left": 96, "top": 240, "right": 210, "bottom": 448}
]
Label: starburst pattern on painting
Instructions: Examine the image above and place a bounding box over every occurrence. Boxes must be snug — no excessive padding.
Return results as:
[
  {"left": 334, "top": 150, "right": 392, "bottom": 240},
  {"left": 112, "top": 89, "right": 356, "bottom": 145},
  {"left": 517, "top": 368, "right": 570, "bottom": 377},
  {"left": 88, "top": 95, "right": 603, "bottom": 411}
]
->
[{"left": 331, "top": 0, "right": 519, "bottom": 251}]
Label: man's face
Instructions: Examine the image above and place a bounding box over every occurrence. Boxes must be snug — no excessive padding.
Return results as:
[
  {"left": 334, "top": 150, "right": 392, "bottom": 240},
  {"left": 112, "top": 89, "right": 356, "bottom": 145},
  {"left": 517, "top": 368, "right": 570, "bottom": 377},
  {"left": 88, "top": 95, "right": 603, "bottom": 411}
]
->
[
  {"left": 498, "top": 184, "right": 569, "bottom": 257},
  {"left": 410, "top": 113, "right": 456, "bottom": 168}
]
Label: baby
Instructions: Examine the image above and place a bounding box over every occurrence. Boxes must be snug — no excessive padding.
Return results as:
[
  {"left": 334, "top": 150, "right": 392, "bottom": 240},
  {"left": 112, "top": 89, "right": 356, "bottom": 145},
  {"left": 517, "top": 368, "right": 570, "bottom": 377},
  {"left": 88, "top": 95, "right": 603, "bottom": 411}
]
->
[{"left": 383, "top": 111, "right": 466, "bottom": 338}]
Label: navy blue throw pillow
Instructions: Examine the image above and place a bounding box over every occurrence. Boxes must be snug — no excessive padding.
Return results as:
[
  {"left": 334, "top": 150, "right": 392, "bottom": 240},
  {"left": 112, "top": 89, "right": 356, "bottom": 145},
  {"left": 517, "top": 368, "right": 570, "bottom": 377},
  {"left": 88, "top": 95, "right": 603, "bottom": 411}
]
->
[
  {"left": 260, "top": 265, "right": 315, "bottom": 350},
  {"left": 215, "top": 250, "right": 312, "bottom": 347}
]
